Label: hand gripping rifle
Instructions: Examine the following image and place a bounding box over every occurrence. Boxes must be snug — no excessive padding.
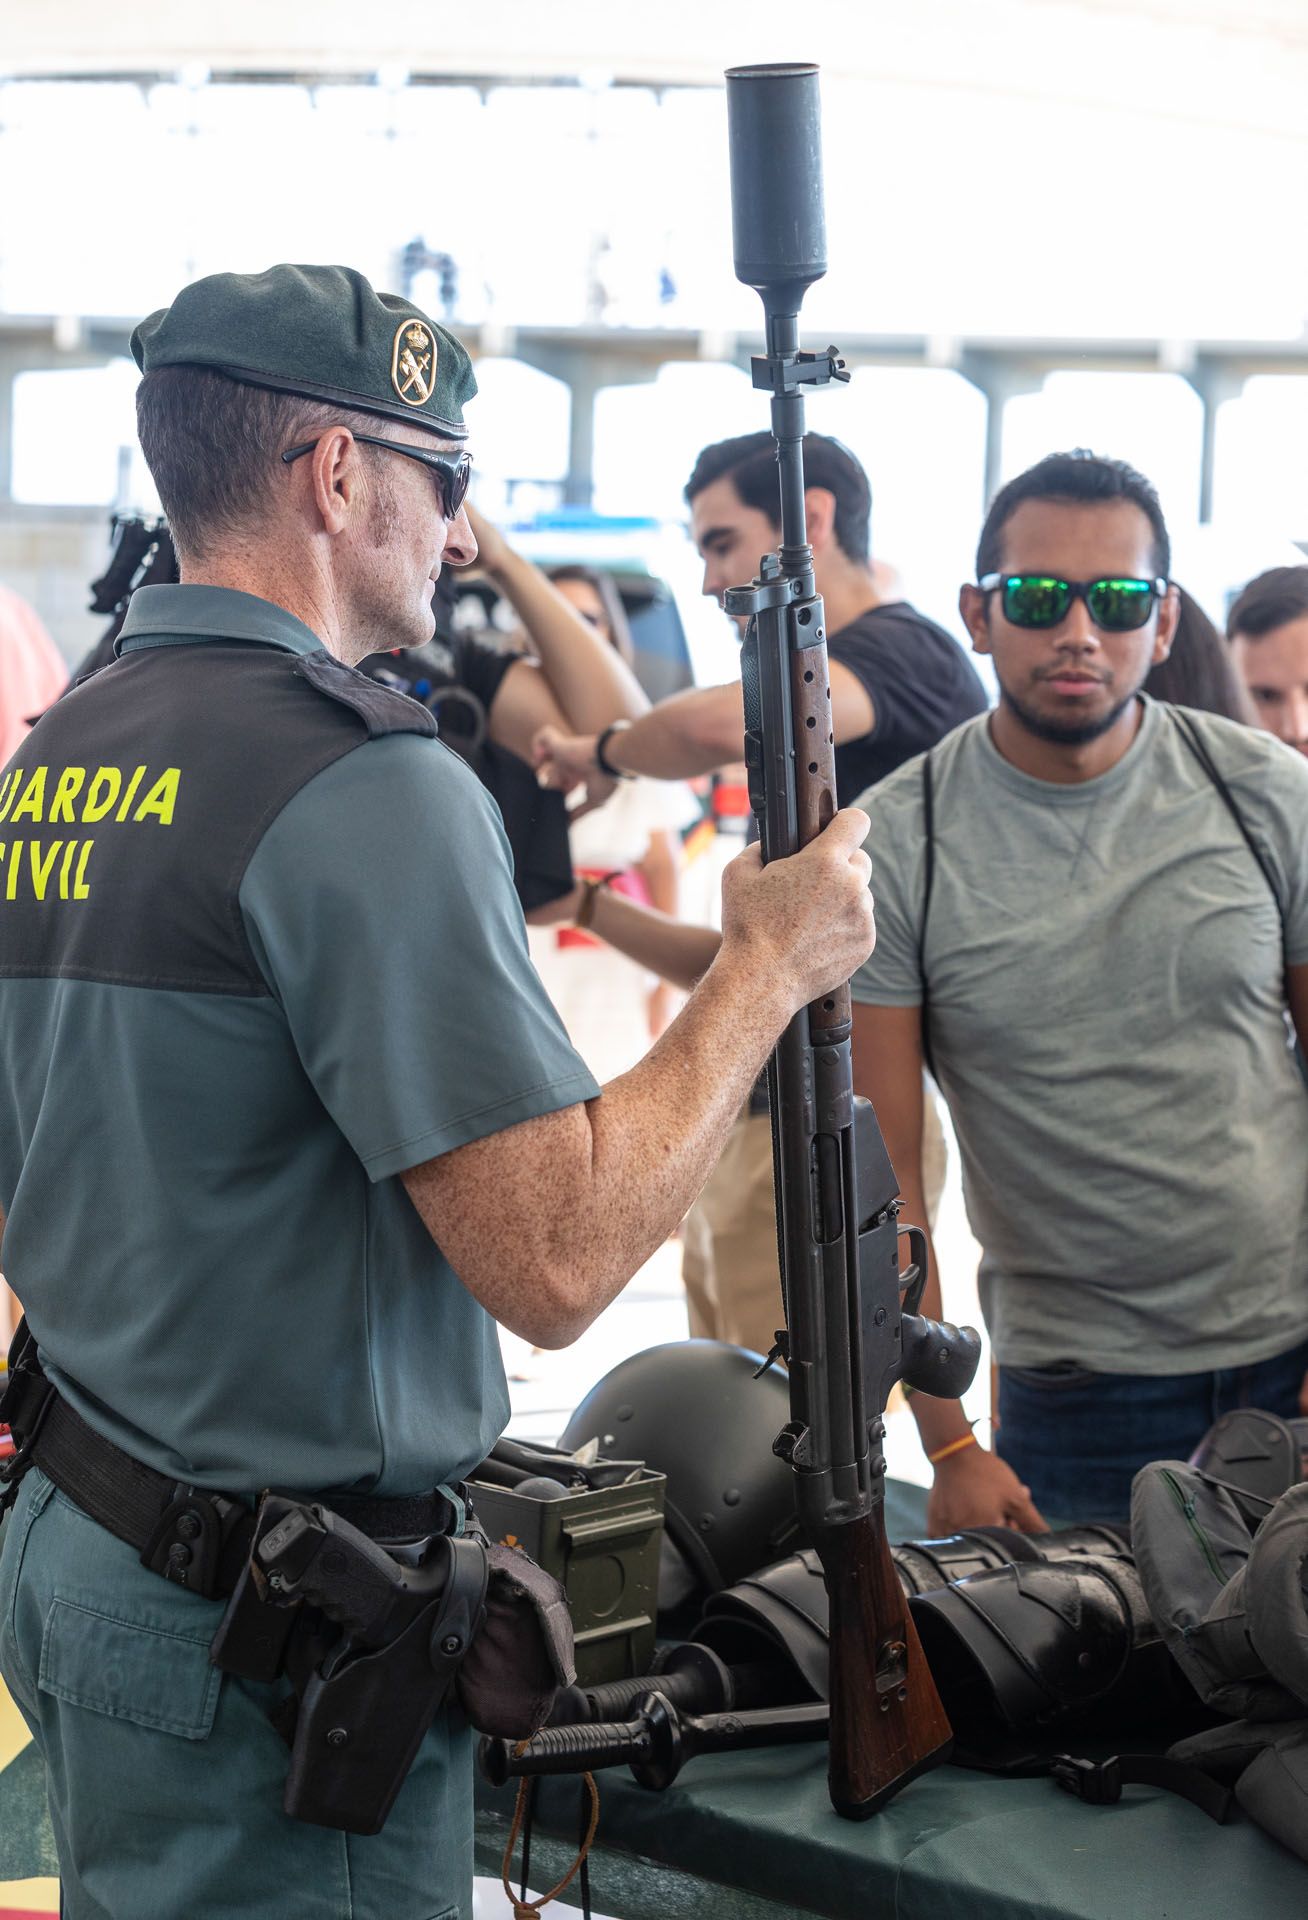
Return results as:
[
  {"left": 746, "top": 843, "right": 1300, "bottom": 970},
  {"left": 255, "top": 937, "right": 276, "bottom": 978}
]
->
[{"left": 723, "top": 63, "right": 983, "bottom": 1819}]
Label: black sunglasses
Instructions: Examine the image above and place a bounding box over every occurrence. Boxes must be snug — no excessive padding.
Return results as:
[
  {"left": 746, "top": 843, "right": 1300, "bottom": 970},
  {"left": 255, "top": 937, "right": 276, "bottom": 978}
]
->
[
  {"left": 281, "top": 432, "right": 472, "bottom": 522},
  {"left": 979, "top": 573, "right": 1169, "bottom": 632}
]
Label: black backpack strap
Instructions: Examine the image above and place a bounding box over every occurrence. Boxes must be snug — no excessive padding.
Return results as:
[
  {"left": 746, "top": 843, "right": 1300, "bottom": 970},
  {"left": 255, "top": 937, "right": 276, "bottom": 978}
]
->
[
  {"left": 919, "top": 750, "right": 937, "bottom": 1081},
  {"left": 1170, "top": 707, "right": 1286, "bottom": 947}
]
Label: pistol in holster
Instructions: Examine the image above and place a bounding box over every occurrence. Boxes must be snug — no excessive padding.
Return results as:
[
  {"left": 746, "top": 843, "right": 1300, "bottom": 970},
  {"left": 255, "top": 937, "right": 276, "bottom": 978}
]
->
[{"left": 211, "top": 1492, "right": 489, "bottom": 1835}]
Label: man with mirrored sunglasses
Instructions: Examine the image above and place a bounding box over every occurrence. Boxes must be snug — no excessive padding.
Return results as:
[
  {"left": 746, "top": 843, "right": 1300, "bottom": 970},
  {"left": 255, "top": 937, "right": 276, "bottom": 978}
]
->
[{"left": 850, "top": 448, "right": 1308, "bottom": 1534}]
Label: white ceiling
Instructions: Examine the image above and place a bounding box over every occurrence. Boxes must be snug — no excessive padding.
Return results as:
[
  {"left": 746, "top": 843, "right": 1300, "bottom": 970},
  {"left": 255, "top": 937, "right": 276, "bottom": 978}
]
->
[{"left": 5, "top": 0, "right": 1308, "bottom": 88}]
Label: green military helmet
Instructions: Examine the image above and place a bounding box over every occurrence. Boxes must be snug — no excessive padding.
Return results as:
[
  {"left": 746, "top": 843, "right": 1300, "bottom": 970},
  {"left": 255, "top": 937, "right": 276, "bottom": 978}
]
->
[
  {"left": 131, "top": 263, "right": 476, "bottom": 442},
  {"left": 558, "top": 1339, "right": 801, "bottom": 1616}
]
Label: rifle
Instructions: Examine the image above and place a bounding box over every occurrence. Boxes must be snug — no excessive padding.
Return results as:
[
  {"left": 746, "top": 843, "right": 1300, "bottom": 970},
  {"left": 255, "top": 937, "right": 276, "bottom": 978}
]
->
[{"left": 722, "top": 62, "right": 983, "bottom": 1819}]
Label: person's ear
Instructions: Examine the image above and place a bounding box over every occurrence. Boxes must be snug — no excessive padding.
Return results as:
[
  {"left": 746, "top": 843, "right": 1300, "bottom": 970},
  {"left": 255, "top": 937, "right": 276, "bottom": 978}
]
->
[
  {"left": 1152, "top": 584, "right": 1181, "bottom": 666},
  {"left": 959, "top": 583, "right": 992, "bottom": 656},
  {"left": 303, "top": 428, "right": 362, "bottom": 537},
  {"left": 804, "top": 485, "right": 837, "bottom": 554}
]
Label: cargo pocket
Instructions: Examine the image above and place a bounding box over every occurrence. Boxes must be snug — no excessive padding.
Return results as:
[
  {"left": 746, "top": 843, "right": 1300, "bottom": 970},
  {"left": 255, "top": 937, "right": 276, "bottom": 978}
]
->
[{"left": 39, "top": 1596, "right": 221, "bottom": 1739}]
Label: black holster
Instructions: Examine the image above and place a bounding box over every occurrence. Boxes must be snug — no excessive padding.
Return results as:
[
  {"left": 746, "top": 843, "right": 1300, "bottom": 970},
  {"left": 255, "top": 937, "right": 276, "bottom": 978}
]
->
[
  {"left": 211, "top": 1493, "right": 575, "bottom": 1835},
  {"left": 211, "top": 1493, "right": 491, "bottom": 1835},
  {"left": 282, "top": 1533, "right": 490, "bottom": 1834}
]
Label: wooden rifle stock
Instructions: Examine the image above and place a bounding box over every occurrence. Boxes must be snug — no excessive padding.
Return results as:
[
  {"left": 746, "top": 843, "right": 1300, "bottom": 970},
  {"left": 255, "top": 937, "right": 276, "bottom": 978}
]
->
[{"left": 818, "top": 1505, "right": 953, "bottom": 1817}]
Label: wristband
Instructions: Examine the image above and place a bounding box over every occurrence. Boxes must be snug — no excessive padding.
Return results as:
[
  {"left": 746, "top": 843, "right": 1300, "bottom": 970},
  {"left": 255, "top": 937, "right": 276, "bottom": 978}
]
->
[
  {"left": 927, "top": 1432, "right": 979, "bottom": 1467},
  {"left": 573, "top": 870, "right": 624, "bottom": 932},
  {"left": 595, "top": 719, "right": 635, "bottom": 781}
]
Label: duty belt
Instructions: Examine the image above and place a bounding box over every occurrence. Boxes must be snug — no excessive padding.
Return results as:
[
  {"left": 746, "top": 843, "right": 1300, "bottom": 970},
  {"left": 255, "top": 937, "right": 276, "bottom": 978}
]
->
[
  {"left": 1, "top": 1319, "right": 493, "bottom": 1837},
  {"left": 0, "top": 1320, "right": 456, "bottom": 1599}
]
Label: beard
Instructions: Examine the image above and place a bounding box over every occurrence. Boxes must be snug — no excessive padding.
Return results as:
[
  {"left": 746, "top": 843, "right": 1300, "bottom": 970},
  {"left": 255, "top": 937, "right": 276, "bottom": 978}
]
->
[{"left": 998, "top": 681, "right": 1140, "bottom": 747}]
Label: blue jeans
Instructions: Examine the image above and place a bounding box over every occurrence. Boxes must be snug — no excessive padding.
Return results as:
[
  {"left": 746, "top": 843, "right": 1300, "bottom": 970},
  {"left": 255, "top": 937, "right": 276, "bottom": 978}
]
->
[
  {"left": 995, "top": 1336, "right": 1308, "bottom": 1526},
  {"left": 0, "top": 1469, "right": 473, "bottom": 1920}
]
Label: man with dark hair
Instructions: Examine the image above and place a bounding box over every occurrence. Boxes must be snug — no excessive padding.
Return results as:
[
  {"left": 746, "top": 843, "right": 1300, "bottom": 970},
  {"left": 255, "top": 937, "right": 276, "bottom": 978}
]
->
[
  {"left": 532, "top": 429, "right": 986, "bottom": 1357},
  {"left": 1228, "top": 564, "right": 1308, "bottom": 755},
  {"left": 850, "top": 449, "right": 1308, "bottom": 1533},
  {"left": 534, "top": 428, "right": 985, "bottom": 806},
  {"left": 0, "top": 264, "right": 876, "bottom": 1917},
  {"left": 683, "top": 428, "right": 875, "bottom": 567}
]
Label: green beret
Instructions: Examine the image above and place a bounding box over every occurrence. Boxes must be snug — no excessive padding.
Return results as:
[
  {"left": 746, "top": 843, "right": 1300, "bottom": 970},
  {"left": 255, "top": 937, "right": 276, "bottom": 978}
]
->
[{"left": 131, "top": 263, "right": 476, "bottom": 442}]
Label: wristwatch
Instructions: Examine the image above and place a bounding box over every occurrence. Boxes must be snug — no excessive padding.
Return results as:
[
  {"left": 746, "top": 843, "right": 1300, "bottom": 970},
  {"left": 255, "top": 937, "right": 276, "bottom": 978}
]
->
[{"left": 595, "top": 719, "right": 635, "bottom": 781}]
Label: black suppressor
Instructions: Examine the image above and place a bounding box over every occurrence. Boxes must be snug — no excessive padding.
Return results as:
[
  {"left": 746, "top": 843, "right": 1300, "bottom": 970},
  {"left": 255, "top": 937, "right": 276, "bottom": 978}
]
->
[{"left": 726, "top": 62, "right": 826, "bottom": 311}]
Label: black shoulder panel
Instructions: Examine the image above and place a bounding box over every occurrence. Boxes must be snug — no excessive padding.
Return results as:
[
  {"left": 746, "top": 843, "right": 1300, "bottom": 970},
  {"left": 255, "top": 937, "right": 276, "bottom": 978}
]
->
[
  {"left": 0, "top": 644, "right": 410, "bottom": 996},
  {"left": 296, "top": 651, "right": 438, "bottom": 739}
]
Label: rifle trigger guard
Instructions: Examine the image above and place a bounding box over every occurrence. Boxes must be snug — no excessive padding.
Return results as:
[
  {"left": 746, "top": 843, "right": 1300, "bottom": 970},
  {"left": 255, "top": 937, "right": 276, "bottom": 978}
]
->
[{"left": 897, "top": 1225, "right": 929, "bottom": 1317}]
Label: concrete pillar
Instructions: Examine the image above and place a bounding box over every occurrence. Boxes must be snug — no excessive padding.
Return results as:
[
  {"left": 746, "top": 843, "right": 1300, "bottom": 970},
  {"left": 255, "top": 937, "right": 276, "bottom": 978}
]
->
[
  {"left": 1186, "top": 361, "right": 1246, "bottom": 526},
  {"left": 958, "top": 350, "right": 1046, "bottom": 510},
  {"left": 514, "top": 343, "right": 662, "bottom": 509}
]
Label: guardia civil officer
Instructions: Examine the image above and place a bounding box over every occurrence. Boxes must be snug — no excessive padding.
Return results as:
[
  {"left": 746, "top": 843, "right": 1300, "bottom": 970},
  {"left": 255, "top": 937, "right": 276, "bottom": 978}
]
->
[{"left": 0, "top": 265, "right": 875, "bottom": 1920}]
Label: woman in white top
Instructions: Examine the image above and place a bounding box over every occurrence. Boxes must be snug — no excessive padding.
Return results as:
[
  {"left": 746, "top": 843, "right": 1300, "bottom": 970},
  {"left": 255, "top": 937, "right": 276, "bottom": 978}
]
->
[{"left": 527, "top": 566, "right": 698, "bottom": 1080}]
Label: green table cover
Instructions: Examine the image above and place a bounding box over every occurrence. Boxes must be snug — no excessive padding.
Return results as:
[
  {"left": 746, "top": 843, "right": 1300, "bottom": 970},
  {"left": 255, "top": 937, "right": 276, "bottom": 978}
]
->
[
  {"left": 477, "top": 1729, "right": 1307, "bottom": 1920},
  {"left": 477, "top": 1483, "right": 1307, "bottom": 1919}
]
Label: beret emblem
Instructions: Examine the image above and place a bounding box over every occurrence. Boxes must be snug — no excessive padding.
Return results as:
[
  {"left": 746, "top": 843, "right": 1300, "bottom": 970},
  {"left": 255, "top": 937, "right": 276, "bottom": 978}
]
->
[{"left": 391, "top": 318, "right": 437, "bottom": 407}]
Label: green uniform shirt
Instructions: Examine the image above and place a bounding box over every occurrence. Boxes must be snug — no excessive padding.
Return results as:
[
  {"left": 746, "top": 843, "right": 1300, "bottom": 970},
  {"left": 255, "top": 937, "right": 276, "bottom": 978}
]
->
[{"left": 0, "top": 585, "right": 598, "bottom": 1495}]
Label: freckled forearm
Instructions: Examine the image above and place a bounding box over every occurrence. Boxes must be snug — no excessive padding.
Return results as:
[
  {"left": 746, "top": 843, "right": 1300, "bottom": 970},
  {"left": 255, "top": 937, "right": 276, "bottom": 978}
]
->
[{"left": 410, "top": 948, "right": 788, "bottom": 1347}]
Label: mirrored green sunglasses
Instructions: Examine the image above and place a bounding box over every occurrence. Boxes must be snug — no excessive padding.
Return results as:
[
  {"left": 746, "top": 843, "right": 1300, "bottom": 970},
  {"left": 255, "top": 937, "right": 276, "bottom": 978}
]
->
[{"left": 979, "top": 573, "right": 1168, "bottom": 632}]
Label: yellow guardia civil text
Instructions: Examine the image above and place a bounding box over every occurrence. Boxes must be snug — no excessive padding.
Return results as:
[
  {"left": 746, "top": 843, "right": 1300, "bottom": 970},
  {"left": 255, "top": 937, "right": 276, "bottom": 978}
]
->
[{"left": 0, "top": 764, "right": 181, "bottom": 903}]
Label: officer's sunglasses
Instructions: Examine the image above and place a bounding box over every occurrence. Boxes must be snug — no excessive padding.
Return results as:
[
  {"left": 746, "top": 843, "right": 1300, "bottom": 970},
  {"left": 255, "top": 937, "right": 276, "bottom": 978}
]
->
[
  {"left": 978, "top": 573, "right": 1169, "bottom": 632},
  {"left": 281, "top": 433, "right": 473, "bottom": 522}
]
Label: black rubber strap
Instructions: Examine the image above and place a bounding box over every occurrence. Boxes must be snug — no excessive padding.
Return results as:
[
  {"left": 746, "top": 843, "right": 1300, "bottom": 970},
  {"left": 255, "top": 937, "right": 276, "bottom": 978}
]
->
[
  {"left": 1052, "top": 1751, "right": 1233, "bottom": 1823},
  {"left": 595, "top": 722, "right": 635, "bottom": 781}
]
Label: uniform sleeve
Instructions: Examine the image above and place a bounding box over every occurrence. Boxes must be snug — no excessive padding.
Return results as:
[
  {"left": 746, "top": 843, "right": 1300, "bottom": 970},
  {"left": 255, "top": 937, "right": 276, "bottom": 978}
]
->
[
  {"left": 239, "top": 732, "right": 599, "bottom": 1180},
  {"left": 849, "top": 768, "right": 928, "bottom": 1008}
]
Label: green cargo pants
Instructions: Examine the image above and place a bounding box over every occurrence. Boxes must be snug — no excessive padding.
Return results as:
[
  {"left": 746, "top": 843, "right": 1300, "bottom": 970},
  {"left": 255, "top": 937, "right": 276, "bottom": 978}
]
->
[{"left": 0, "top": 1469, "right": 473, "bottom": 1919}]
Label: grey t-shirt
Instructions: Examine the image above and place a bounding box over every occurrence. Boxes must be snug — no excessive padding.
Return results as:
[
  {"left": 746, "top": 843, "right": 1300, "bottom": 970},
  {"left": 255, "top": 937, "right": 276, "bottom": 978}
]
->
[{"left": 851, "top": 698, "right": 1308, "bottom": 1373}]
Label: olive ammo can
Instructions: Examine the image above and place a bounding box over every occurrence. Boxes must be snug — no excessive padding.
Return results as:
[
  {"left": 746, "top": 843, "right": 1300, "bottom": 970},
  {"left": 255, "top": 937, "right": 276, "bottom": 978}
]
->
[{"left": 468, "top": 1468, "right": 666, "bottom": 1685}]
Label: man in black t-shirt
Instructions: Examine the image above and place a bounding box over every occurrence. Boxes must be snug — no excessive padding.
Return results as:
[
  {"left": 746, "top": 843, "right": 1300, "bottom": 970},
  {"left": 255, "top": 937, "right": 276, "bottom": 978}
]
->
[
  {"left": 532, "top": 430, "right": 985, "bottom": 808},
  {"left": 533, "top": 431, "right": 985, "bottom": 1355}
]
